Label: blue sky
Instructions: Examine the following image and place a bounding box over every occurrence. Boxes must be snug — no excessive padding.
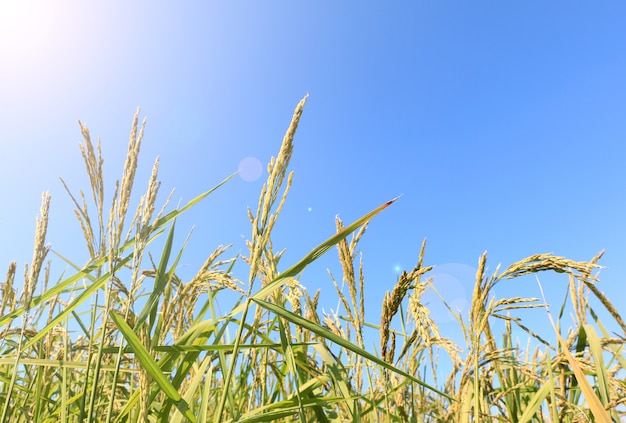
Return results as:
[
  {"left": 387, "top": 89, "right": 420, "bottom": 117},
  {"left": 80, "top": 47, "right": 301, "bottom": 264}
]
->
[{"left": 1, "top": 2, "right": 625, "bottom": 349}]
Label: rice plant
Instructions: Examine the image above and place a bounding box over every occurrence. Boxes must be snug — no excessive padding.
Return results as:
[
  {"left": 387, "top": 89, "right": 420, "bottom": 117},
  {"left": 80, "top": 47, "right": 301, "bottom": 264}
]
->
[{"left": 0, "top": 97, "right": 623, "bottom": 422}]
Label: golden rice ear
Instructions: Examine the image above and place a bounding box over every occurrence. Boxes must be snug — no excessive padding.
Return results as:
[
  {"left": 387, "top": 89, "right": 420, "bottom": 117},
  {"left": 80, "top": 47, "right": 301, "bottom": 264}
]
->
[
  {"left": 23, "top": 192, "right": 51, "bottom": 311},
  {"left": 248, "top": 95, "right": 307, "bottom": 291},
  {"left": 70, "top": 121, "right": 104, "bottom": 259},
  {"left": 111, "top": 108, "right": 147, "bottom": 253},
  {"left": 0, "top": 262, "right": 17, "bottom": 318}
]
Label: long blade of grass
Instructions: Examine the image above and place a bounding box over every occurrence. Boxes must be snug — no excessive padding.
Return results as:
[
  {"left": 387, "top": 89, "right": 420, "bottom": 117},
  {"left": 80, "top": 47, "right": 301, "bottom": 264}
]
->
[
  {"left": 554, "top": 329, "right": 610, "bottom": 422},
  {"left": 0, "top": 253, "right": 129, "bottom": 329},
  {"left": 171, "top": 354, "right": 213, "bottom": 423},
  {"left": 545, "top": 350, "right": 559, "bottom": 422},
  {"left": 109, "top": 311, "right": 197, "bottom": 423},
  {"left": 252, "top": 298, "right": 453, "bottom": 400},
  {"left": 518, "top": 380, "right": 551, "bottom": 423},
  {"left": 213, "top": 197, "right": 401, "bottom": 421},
  {"left": 536, "top": 278, "right": 612, "bottom": 423},
  {"left": 158, "top": 319, "right": 218, "bottom": 419},
  {"left": 135, "top": 220, "right": 176, "bottom": 330},
  {"left": 214, "top": 299, "right": 253, "bottom": 423},
  {"left": 583, "top": 324, "right": 611, "bottom": 409},
  {"left": 215, "top": 197, "right": 401, "bottom": 421},
  {"left": 277, "top": 317, "right": 306, "bottom": 423},
  {"left": 590, "top": 306, "right": 626, "bottom": 371},
  {"left": 21, "top": 259, "right": 131, "bottom": 350},
  {"left": 314, "top": 343, "right": 356, "bottom": 420},
  {"left": 235, "top": 397, "right": 348, "bottom": 423},
  {"left": 231, "top": 196, "right": 401, "bottom": 318},
  {"left": 153, "top": 172, "right": 237, "bottom": 229}
]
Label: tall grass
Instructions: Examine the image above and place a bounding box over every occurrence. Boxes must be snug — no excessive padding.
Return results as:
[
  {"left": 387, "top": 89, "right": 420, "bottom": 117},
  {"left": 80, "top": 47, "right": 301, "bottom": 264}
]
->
[{"left": 0, "top": 97, "right": 624, "bottom": 422}]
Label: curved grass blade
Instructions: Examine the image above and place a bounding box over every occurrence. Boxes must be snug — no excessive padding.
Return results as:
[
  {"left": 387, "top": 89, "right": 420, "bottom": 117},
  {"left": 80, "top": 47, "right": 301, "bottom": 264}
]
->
[
  {"left": 216, "top": 197, "right": 402, "bottom": 421},
  {"left": 277, "top": 317, "right": 306, "bottom": 423},
  {"left": 0, "top": 253, "right": 130, "bottom": 329},
  {"left": 252, "top": 298, "right": 453, "bottom": 400},
  {"left": 583, "top": 324, "right": 612, "bottom": 410},
  {"left": 537, "top": 279, "right": 612, "bottom": 423},
  {"left": 1, "top": 173, "right": 237, "bottom": 330},
  {"left": 153, "top": 172, "right": 237, "bottom": 229},
  {"left": 20, "top": 257, "right": 132, "bottom": 350},
  {"left": 135, "top": 220, "right": 177, "bottom": 330},
  {"left": 231, "top": 196, "right": 401, "bottom": 318},
  {"left": 109, "top": 311, "right": 197, "bottom": 423},
  {"left": 517, "top": 381, "right": 551, "bottom": 423}
]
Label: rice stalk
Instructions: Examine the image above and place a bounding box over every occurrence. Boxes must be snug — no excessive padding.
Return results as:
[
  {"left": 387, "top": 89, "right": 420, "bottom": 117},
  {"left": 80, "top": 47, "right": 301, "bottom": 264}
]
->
[
  {"left": 247, "top": 95, "right": 307, "bottom": 291},
  {"left": 23, "top": 192, "right": 51, "bottom": 311},
  {"left": 380, "top": 242, "right": 433, "bottom": 364},
  {"left": 0, "top": 263, "right": 17, "bottom": 318},
  {"left": 537, "top": 279, "right": 613, "bottom": 423},
  {"left": 0, "top": 191, "right": 51, "bottom": 423}
]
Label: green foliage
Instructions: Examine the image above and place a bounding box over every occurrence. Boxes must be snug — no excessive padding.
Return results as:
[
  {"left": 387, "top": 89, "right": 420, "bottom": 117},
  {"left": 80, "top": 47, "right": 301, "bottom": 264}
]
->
[{"left": 0, "top": 99, "right": 624, "bottom": 422}]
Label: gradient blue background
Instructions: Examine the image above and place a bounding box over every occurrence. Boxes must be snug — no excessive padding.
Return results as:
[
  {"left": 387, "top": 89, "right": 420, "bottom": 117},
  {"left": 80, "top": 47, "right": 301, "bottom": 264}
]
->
[{"left": 1, "top": 2, "right": 624, "bottom": 348}]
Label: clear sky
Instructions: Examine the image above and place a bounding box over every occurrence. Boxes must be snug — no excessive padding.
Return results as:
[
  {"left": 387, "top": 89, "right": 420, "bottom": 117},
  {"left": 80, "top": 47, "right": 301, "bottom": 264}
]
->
[{"left": 1, "top": 2, "right": 625, "bottom": 348}]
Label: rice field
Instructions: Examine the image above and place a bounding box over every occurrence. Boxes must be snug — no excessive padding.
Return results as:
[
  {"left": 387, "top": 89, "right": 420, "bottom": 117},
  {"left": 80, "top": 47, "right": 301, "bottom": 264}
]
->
[{"left": 0, "top": 96, "right": 624, "bottom": 422}]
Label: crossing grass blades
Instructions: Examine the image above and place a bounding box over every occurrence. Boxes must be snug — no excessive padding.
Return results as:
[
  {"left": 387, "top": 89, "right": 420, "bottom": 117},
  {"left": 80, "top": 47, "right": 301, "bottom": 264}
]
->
[{"left": 0, "top": 96, "right": 624, "bottom": 422}]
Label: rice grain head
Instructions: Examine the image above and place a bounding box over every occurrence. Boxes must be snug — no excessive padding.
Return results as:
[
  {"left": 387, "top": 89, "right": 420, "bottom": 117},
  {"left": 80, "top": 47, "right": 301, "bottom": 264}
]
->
[{"left": 23, "top": 192, "right": 51, "bottom": 310}]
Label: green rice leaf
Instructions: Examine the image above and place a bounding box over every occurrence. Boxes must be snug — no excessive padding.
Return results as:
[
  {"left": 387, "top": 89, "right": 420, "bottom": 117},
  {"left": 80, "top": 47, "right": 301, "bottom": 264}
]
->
[
  {"left": 109, "top": 311, "right": 197, "bottom": 423},
  {"left": 252, "top": 298, "right": 453, "bottom": 400},
  {"left": 583, "top": 324, "right": 611, "bottom": 408},
  {"left": 231, "top": 196, "right": 401, "bottom": 318}
]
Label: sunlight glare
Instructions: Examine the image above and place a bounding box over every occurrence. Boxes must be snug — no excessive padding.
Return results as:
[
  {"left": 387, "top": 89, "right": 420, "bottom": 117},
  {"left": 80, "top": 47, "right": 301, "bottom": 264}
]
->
[{"left": 0, "top": 2, "right": 58, "bottom": 61}]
